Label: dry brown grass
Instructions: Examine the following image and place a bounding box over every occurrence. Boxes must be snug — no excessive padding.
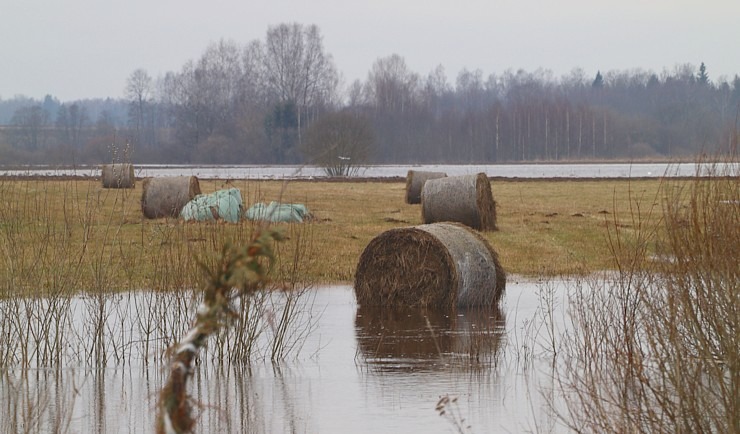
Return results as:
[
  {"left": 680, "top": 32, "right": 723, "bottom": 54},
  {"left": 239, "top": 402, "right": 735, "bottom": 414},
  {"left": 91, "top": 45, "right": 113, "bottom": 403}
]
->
[
  {"left": 549, "top": 161, "right": 738, "bottom": 434},
  {"left": 244, "top": 177, "right": 669, "bottom": 280},
  {"left": 0, "top": 176, "right": 671, "bottom": 295}
]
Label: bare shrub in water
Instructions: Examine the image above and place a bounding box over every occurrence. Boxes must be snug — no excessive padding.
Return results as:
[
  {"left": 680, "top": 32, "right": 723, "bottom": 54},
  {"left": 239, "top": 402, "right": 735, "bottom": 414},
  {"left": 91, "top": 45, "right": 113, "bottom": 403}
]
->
[
  {"left": 156, "top": 229, "right": 282, "bottom": 434},
  {"left": 554, "top": 159, "right": 739, "bottom": 434}
]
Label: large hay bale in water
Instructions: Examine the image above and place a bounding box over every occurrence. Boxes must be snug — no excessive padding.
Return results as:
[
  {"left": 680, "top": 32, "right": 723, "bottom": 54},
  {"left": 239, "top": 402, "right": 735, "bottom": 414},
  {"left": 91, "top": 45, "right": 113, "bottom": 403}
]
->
[
  {"left": 354, "top": 222, "right": 506, "bottom": 309},
  {"left": 101, "top": 163, "right": 135, "bottom": 188},
  {"left": 141, "top": 176, "right": 201, "bottom": 219},
  {"left": 421, "top": 172, "right": 497, "bottom": 231},
  {"left": 405, "top": 170, "right": 447, "bottom": 204}
]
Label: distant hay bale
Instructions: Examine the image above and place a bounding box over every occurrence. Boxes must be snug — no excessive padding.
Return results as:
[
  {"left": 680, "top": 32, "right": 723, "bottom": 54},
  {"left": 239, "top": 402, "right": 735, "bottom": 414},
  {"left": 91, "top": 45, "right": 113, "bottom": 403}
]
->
[
  {"left": 141, "top": 176, "right": 201, "bottom": 219},
  {"left": 405, "top": 170, "right": 447, "bottom": 204},
  {"left": 101, "top": 163, "right": 135, "bottom": 188},
  {"left": 354, "top": 222, "right": 506, "bottom": 309},
  {"left": 421, "top": 172, "right": 497, "bottom": 231}
]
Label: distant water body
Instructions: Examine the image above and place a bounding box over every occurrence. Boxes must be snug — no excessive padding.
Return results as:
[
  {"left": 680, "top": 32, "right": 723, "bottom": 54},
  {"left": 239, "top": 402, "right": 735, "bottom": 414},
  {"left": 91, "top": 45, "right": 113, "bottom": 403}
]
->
[{"left": 1, "top": 162, "right": 736, "bottom": 179}]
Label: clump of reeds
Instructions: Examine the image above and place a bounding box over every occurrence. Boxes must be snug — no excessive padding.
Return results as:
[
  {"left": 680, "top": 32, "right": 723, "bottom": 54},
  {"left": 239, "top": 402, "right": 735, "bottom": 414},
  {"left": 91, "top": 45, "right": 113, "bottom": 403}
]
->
[
  {"left": 551, "top": 157, "right": 739, "bottom": 434},
  {"left": 156, "top": 229, "right": 282, "bottom": 434}
]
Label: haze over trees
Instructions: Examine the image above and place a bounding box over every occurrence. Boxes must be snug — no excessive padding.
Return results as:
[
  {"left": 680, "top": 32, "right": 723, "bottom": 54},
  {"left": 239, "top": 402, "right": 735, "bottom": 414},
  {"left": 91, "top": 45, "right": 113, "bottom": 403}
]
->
[{"left": 1, "top": 23, "right": 739, "bottom": 166}]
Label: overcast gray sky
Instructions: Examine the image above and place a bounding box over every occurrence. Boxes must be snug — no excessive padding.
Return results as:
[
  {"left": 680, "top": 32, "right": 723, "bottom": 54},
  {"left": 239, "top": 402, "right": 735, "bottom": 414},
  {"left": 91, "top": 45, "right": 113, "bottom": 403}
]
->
[{"left": 2, "top": 0, "right": 739, "bottom": 101}]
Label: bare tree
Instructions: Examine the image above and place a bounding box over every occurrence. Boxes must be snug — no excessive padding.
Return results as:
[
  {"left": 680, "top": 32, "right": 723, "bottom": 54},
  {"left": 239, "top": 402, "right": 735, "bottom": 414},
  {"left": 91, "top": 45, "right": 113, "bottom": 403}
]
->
[
  {"left": 10, "top": 105, "right": 49, "bottom": 150},
  {"left": 56, "top": 103, "right": 88, "bottom": 148},
  {"left": 260, "top": 23, "right": 339, "bottom": 149},
  {"left": 303, "top": 111, "right": 373, "bottom": 176},
  {"left": 125, "top": 68, "right": 153, "bottom": 147},
  {"left": 422, "top": 64, "right": 451, "bottom": 114},
  {"left": 366, "top": 54, "right": 420, "bottom": 114},
  {"left": 162, "top": 39, "right": 244, "bottom": 159},
  {"left": 346, "top": 79, "right": 366, "bottom": 108}
]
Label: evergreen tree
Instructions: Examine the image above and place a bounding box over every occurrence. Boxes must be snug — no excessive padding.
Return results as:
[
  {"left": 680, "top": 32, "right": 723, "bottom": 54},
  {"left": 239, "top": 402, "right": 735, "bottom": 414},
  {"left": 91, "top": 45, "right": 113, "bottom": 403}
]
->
[
  {"left": 697, "top": 62, "right": 710, "bottom": 85},
  {"left": 592, "top": 71, "right": 604, "bottom": 89}
]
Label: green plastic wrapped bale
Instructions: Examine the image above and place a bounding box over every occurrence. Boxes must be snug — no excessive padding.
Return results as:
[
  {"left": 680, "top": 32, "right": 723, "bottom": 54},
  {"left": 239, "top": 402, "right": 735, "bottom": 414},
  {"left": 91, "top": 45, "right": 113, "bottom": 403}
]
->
[
  {"left": 180, "top": 188, "right": 243, "bottom": 223},
  {"left": 244, "top": 201, "right": 309, "bottom": 223}
]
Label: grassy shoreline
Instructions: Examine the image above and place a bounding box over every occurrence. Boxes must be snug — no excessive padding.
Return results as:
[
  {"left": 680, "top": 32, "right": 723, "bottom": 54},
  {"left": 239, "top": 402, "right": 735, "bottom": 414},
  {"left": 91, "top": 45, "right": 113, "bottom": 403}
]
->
[{"left": 0, "top": 176, "right": 671, "bottom": 295}]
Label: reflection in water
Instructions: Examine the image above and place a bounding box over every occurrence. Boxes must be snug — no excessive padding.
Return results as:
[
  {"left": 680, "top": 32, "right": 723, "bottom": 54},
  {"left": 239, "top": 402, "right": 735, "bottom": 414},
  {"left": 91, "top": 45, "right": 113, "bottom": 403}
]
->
[
  {"left": 354, "top": 306, "right": 505, "bottom": 372},
  {"left": 0, "top": 283, "right": 570, "bottom": 433}
]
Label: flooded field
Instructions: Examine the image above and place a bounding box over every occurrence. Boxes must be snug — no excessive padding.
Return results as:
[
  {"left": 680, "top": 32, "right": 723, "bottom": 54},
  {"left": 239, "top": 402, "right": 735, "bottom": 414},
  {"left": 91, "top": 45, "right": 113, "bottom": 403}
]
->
[
  {"left": 1, "top": 280, "right": 570, "bottom": 434},
  {"left": 3, "top": 161, "right": 736, "bottom": 179},
  {"left": 1, "top": 161, "right": 734, "bottom": 433}
]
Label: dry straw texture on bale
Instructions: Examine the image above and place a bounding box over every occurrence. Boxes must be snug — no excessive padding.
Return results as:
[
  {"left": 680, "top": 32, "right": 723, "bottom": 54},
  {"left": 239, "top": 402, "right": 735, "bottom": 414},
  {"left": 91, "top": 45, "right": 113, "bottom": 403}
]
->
[
  {"left": 101, "top": 163, "right": 135, "bottom": 188},
  {"left": 354, "top": 222, "right": 506, "bottom": 309},
  {"left": 141, "top": 176, "right": 201, "bottom": 219},
  {"left": 421, "top": 172, "right": 497, "bottom": 231},
  {"left": 405, "top": 170, "right": 447, "bottom": 204}
]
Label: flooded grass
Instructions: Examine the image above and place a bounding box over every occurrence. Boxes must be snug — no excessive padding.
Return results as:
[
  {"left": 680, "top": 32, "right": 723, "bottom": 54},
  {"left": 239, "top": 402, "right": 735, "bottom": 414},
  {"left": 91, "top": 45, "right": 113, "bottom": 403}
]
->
[
  {"left": 0, "top": 161, "right": 736, "bottom": 433},
  {"left": 0, "top": 289, "right": 318, "bottom": 369},
  {"left": 545, "top": 161, "right": 739, "bottom": 434},
  {"left": 0, "top": 283, "right": 557, "bottom": 434}
]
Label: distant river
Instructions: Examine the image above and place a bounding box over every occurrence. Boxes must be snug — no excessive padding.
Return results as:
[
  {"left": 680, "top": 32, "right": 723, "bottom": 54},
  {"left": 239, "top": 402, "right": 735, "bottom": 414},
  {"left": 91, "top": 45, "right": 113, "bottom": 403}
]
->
[{"left": 1, "top": 162, "right": 736, "bottom": 179}]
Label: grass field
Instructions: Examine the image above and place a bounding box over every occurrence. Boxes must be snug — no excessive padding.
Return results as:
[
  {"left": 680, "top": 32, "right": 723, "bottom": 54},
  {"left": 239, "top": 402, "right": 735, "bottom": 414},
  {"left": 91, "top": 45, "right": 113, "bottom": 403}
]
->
[
  {"left": 1, "top": 167, "right": 737, "bottom": 433},
  {"left": 0, "top": 176, "right": 672, "bottom": 295}
]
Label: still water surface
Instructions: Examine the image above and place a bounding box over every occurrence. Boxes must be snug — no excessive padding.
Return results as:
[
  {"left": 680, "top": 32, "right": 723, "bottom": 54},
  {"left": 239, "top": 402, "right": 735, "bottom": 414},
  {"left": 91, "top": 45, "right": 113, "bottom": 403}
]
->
[
  {"left": 2, "top": 280, "right": 570, "bottom": 433},
  {"left": 2, "top": 161, "right": 734, "bottom": 179}
]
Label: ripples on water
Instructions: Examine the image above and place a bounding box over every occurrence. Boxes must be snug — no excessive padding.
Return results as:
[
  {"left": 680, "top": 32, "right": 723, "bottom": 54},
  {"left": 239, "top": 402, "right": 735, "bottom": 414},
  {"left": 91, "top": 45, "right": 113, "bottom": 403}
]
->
[{"left": 1, "top": 281, "right": 573, "bottom": 433}]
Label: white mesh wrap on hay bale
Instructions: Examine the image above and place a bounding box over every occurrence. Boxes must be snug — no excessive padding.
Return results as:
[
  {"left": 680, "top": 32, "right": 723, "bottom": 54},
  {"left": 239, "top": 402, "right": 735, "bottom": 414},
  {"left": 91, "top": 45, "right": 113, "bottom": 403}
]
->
[
  {"left": 405, "top": 170, "right": 447, "bottom": 204},
  {"left": 421, "top": 172, "right": 497, "bottom": 231},
  {"left": 141, "top": 176, "right": 201, "bottom": 219},
  {"left": 354, "top": 222, "right": 505, "bottom": 308},
  {"left": 419, "top": 222, "right": 503, "bottom": 307}
]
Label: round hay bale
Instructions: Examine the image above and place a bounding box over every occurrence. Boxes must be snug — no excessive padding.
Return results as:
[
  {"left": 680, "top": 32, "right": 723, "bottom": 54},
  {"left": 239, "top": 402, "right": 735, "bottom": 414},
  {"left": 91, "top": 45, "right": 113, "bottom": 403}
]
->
[
  {"left": 354, "top": 222, "right": 506, "bottom": 309},
  {"left": 141, "top": 176, "right": 201, "bottom": 219},
  {"left": 405, "top": 170, "right": 447, "bottom": 204},
  {"left": 421, "top": 172, "right": 497, "bottom": 231},
  {"left": 101, "top": 163, "right": 135, "bottom": 188}
]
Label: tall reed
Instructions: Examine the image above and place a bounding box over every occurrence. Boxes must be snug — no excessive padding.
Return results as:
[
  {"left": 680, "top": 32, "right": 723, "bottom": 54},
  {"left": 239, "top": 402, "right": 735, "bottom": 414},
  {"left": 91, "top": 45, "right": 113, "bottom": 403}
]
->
[{"left": 552, "top": 159, "right": 738, "bottom": 433}]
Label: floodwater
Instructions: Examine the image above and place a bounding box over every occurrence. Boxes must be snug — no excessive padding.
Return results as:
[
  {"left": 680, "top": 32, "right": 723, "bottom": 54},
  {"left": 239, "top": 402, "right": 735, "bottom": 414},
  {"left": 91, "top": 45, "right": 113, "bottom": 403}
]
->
[
  {"left": 2, "top": 161, "right": 736, "bottom": 179},
  {"left": 1, "top": 280, "right": 571, "bottom": 433}
]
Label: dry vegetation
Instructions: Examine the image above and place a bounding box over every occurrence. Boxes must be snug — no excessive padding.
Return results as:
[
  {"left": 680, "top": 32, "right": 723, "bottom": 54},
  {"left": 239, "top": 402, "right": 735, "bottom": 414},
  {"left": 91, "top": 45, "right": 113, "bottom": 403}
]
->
[
  {"left": 541, "top": 163, "right": 739, "bottom": 434},
  {"left": 0, "top": 175, "right": 671, "bottom": 297},
  {"left": 0, "top": 163, "right": 736, "bottom": 433}
]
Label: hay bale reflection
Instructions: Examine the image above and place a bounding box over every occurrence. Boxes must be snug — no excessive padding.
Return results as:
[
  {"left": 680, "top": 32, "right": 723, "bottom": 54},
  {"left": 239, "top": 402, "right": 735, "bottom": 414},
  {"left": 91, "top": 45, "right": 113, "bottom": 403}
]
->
[{"left": 354, "top": 305, "right": 505, "bottom": 372}]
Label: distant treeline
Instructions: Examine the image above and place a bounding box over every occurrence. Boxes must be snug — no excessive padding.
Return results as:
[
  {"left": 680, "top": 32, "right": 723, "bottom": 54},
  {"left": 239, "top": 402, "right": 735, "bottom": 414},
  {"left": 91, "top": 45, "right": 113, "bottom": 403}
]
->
[{"left": 1, "top": 23, "right": 738, "bottom": 165}]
